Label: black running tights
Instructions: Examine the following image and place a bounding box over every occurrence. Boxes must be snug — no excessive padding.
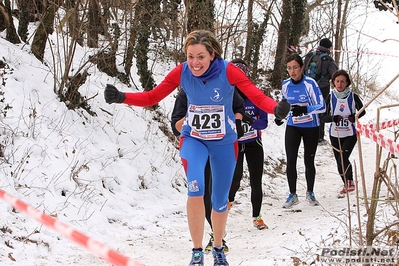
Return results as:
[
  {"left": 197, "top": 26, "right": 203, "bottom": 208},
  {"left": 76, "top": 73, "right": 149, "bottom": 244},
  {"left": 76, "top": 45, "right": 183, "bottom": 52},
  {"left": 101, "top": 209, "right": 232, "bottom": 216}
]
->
[{"left": 285, "top": 125, "right": 319, "bottom": 194}]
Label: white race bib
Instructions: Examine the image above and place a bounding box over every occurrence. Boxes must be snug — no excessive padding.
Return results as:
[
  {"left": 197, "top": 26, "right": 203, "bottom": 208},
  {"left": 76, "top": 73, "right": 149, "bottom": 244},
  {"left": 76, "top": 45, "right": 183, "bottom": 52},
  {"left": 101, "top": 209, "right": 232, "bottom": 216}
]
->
[
  {"left": 331, "top": 117, "right": 352, "bottom": 137},
  {"left": 238, "top": 122, "right": 258, "bottom": 141},
  {"left": 292, "top": 114, "right": 313, "bottom": 124},
  {"left": 187, "top": 104, "right": 226, "bottom": 140}
]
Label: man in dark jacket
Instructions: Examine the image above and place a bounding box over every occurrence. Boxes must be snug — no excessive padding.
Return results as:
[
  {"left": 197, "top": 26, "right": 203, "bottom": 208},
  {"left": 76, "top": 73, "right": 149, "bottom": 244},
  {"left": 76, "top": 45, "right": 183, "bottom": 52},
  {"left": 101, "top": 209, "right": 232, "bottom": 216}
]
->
[{"left": 304, "top": 38, "right": 338, "bottom": 143}]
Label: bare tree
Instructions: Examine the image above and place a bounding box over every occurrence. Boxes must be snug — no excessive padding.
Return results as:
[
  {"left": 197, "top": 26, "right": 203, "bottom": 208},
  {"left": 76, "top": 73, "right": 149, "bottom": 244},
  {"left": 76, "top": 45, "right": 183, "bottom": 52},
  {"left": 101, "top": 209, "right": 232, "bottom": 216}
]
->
[
  {"left": 244, "top": 13, "right": 270, "bottom": 84},
  {"left": 374, "top": 0, "right": 399, "bottom": 23},
  {"left": 124, "top": 2, "right": 137, "bottom": 76},
  {"left": 184, "top": 0, "right": 215, "bottom": 33},
  {"left": 269, "top": 0, "right": 306, "bottom": 89},
  {"left": 87, "top": 0, "right": 100, "bottom": 48},
  {"left": 244, "top": 0, "right": 254, "bottom": 60},
  {"left": 134, "top": 0, "right": 158, "bottom": 92},
  {"left": 16, "top": 0, "right": 45, "bottom": 42},
  {"left": 0, "top": 5, "right": 5, "bottom": 33},
  {"left": 0, "top": 0, "right": 20, "bottom": 44},
  {"left": 168, "top": 0, "right": 182, "bottom": 38},
  {"left": 288, "top": 0, "right": 306, "bottom": 47},
  {"left": 269, "top": 0, "right": 292, "bottom": 89},
  {"left": 333, "top": 0, "right": 349, "bottom": 66},
  {"left": 31, "top": 0, "right": 59, "bottom": 61},
  {"left": 17, "top": 0, "right": 33, "bottom": 42},
  {"left": 216, "top": 0, "right": 246, "bottom": 60}
]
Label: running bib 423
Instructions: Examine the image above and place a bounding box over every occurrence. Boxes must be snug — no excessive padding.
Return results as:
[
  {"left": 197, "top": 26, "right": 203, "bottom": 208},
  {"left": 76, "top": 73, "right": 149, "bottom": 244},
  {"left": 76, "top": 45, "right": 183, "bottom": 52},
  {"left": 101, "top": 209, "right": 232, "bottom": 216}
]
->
[{"left": 187, "top": 104, "right": 226, "bottom": 140}]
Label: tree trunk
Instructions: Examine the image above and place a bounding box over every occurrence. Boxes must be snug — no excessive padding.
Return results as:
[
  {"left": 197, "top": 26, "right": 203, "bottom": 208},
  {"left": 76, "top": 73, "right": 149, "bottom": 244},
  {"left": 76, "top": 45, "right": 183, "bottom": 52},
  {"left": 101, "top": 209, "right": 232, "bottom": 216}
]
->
[
  {"left": 244, "top": 0, "right": 254, "bottom": 62},
  {"left": 90, "top": 22, "right": 121, "bottom": 79},
  {"left": 1, "top": 0, "right": 21, "bottom": 44},
  {"left": 17, "top": 0, "right": 34, "bottom": 42},
  {"left": 289, "top": 0, "right": 306, "bottom": 47},
  {"left": 87, "top": 0, "right": 99, "bottom": 48},
  {"left": 184, "top": 0, "right": 215, "bottom": 33},
  {"left": 334, "top": 0, "right": 349, "bottom": 67},
  {"left": 0, "top": 3, "right": 7, "bottom": 32},
  {"left": 124, "top": 3, "right": 137, "bottom": 76},
  {"left": 135, "top": 0, "right": 157, "bottom": 92},
  {"left": 169, "top": 0, "right": 181, "bottom": 38},
  {"left": 99, "top": 0, "right": 110, "bottom": 36},
  {"left": 252, "top": 16, "right": 269, "bottom": 85},
  {"left": 270, "top": 0, "right": 292, "bottom": 89},
  {"left": 31, "top": 1, "right": 59, "bottom": 62},
  {"left": 65, "top": 0, "right": 82, "bottom": 47}
]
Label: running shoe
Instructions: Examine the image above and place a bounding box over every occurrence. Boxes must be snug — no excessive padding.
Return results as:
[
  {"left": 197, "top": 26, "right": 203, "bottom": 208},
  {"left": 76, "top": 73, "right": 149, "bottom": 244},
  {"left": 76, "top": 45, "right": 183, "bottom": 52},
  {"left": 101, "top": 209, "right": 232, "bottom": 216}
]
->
[
  {"left": 205, "top": 233, "right": 214, "bottom": 253},
  {"left": 212, "top": 246, "right": 229, "bottom": 265},
  {"left": 205, "top": 233, "right": 229, "bottom": 254},
  {"left": 340, "top": 180, "right": 355, "bottom": 194},
  {"left": 253, "top": 216, "right": 268, "bottom": 230},
  {"left": 306, "top": 191, "right": 319, "bottom": 206},
  {"left": 222, "top": 239, "right": 229, "bottom": 253},
  {"left": 282, "top": 193, "right": 299, "bottom": 208},
  {"left": 348, "top": 180, "right": 355, "bottom": 192},
  {"left": 189, "top": 248, "right": 204, "bottom": 266}
]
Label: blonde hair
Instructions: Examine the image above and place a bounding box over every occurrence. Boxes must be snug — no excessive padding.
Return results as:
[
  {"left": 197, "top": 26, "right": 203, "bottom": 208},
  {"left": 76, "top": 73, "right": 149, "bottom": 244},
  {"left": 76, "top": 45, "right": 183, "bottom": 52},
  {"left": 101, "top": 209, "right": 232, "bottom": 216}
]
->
[{"left": 183, "top": 30, "right": 223, "bottom": 58}]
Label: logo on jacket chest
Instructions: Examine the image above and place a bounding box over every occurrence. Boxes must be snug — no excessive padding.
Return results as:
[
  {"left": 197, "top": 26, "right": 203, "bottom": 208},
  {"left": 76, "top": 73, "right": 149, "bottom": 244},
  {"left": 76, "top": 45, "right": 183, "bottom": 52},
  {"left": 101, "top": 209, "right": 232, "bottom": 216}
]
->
[
  {"left": 210, "top": 88, "right": 223, "bottom": 102},
  {"left": 298, "top": 94, "right": 307, "bottom": 103},
  {"left": 339, "top": 103, "right": 346, "bottom": 112}
]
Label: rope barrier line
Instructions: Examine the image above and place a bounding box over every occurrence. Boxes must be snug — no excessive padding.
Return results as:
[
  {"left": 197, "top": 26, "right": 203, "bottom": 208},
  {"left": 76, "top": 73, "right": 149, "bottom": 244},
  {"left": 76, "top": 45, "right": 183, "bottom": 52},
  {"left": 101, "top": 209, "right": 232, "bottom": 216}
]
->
[
  {"left": 356, "top": 119, "right": 399, "bottom": 157},
  {"left": 0, "top": 189, "right": 144, "bottom": 266}
]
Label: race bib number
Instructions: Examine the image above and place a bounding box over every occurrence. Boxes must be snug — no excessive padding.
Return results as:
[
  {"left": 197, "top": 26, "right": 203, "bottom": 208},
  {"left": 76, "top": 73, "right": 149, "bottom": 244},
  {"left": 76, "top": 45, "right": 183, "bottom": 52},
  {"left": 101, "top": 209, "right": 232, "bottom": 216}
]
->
[
  {"left": 333, "top": 118, "right": 351, "bottom": 133},
  {"left": 187, "top": 104, "right": 226, "bottom": 140},
  {"left": 238, "top": 122, "right": 258, "bottom": 141},
  {"left": 292, "top": 114, "right": 313, "bottom": 124}
]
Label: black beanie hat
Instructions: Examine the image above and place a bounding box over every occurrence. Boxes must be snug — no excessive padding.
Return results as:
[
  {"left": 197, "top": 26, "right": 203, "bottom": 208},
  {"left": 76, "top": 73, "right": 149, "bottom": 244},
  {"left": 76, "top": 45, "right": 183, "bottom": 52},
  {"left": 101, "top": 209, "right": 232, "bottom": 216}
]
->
[{"left": 319, "top": 38, "right": 332, "bottom": 48}]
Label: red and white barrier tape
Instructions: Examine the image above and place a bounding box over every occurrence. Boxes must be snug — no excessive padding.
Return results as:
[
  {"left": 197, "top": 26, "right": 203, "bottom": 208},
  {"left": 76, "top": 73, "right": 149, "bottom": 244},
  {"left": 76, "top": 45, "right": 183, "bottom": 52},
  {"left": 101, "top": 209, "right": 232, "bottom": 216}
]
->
[
  {"left": 365, "top": 118, "right": 399, "bottom": 130},
  {"left": 0, "top": 189, "right": 144, "bottom": 266},
  {"left": 288, "top": 45, "right": 399, "bottom": 58},
  {"left": 356, "top": 120, "right": 399, "bottom": 157}
]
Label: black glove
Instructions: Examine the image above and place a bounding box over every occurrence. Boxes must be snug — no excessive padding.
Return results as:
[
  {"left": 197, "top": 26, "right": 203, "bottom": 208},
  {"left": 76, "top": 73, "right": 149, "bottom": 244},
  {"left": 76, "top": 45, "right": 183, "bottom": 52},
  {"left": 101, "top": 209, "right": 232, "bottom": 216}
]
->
[
  {"left": 274, "top": 118, "right": 284, "bottom": 126},
  {"left": 333, "top": 115, "right": 343, "bottom": 123},
  {"left": 348, "top": 114, "right": 355, "bottom": 123},
  {"left": 235, "top": 119, "right": 244, "bottom": 138},
  {"left": 242, "top": 113, "right": 254, "bottom": 125},
  {"left": 274, "top": 99, "right": 291, "bottom": 120},
  {"left": 105, "top": 84, "right": 126, "bottom": 104},
  {"left": 291, "top": 105, "right": 307, "bottom": 117}
]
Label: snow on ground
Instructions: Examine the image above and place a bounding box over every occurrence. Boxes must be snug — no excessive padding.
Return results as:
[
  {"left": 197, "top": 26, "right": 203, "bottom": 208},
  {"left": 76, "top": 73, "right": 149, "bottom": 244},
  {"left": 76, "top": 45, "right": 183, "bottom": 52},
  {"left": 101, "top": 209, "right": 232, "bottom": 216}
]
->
[{"left": 1, "top": 18, "right": 399, "bottom": 266}]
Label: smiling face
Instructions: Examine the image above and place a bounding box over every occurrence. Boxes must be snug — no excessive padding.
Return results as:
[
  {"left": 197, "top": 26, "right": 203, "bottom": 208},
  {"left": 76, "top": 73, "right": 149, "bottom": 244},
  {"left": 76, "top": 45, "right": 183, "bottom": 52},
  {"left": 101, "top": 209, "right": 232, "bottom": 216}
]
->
[
  {"left": 186, "top": 44, "right": 215, "bottom": 77},
  {"left": 333, "top": 75, "right": 348, "bottom": 92}
]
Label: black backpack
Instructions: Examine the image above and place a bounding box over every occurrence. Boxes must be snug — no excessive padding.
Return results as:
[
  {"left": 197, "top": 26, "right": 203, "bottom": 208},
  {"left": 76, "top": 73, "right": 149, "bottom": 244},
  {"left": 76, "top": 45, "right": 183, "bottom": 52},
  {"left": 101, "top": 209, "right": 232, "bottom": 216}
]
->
[{"left": 304, "top": 51, "right": 330, "bottom": 82}]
